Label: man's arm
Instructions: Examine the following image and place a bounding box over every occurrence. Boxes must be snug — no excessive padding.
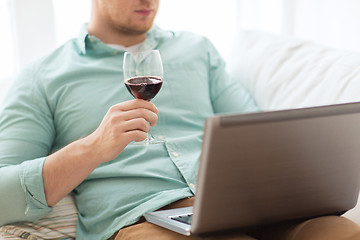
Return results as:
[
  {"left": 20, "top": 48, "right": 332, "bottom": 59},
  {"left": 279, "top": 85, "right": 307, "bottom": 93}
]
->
[
  {"left": 0, "top": 64, "right": 158, "bottom": 224},
  {"left": 205, "top": 38, "right": 260, "bottom": 114},
  {"left": 0, "top": 66, "right": 55, "bottom": 225},
  {"left": 43, "top": 100, "right": 158, "bottom": 206}
]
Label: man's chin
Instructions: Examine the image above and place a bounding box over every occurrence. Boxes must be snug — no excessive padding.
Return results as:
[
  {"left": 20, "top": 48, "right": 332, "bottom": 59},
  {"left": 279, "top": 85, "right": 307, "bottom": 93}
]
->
[{"left": 117, "top": 24, "right": 154, "bottom": 36}]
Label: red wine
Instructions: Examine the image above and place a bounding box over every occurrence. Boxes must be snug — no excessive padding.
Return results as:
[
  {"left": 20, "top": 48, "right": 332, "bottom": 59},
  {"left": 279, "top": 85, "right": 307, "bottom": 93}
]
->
[{"left": 124, "top": 76, "right": 163, "bottom": 100}]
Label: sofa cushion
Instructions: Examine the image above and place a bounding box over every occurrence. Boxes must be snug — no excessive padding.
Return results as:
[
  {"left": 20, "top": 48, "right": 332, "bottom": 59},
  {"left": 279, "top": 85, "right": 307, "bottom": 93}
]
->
[
  {"left": 228, "top": 30, "right": 360, "bottom": 111},
  {"left": 0, "top": 195, "right": 77, "bottom": 239}
]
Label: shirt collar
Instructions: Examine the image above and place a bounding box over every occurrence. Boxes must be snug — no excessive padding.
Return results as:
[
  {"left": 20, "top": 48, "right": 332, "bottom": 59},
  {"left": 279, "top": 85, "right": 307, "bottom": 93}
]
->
[{"left": 76, "top": 24, "right": 174, "bottom": 55}]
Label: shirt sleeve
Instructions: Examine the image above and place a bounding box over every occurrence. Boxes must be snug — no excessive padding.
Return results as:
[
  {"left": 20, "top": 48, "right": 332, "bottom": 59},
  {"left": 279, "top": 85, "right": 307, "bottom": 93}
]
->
[
  {"left": 0, "top": 64, "right": 54, "bottom": 226},
  {"left": 206, "top": 39, "right": 261, "bottom": 114}
]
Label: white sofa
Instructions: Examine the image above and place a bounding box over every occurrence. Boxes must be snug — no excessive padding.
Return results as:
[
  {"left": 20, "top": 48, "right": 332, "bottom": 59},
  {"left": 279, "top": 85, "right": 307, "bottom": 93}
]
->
[
  {"left": 1, "top": 31, "right": 359, "bottom": 239},
  {"left": 228, "top": 30, "right": 360, "bottom": 225}
]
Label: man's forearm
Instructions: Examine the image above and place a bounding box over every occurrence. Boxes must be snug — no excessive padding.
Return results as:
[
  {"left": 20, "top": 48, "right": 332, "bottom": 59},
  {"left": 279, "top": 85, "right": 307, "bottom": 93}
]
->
[
  {"left": 43, "top": 99, "right": 159, "bottom": 206},
  {"left": 43, "top": 137, "right": 101, "bottom": 206}
]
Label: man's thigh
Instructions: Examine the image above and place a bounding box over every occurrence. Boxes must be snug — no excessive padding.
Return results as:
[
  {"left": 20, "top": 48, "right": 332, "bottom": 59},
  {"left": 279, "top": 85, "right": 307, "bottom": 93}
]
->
[
  {"left": 112, "top": 216, "right": 360, "bottom": 240},
  {"left": 112, "top": 197, "right": 256, "bottom": 240},
  {"left": 111, "top": 195, "right": 360, "bottom": 240},
  {"left": 113, "top": 221, "right": 256, "bottom": 240}
]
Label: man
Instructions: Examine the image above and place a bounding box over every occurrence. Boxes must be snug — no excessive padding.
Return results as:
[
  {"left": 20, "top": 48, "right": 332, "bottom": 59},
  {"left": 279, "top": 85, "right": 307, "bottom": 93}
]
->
[{"left": 0, "top": 0, "right": 359, "bottom": 239}]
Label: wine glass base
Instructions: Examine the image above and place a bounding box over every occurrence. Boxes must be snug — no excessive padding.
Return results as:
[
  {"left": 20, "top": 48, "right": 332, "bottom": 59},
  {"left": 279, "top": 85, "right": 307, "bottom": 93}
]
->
[{"left": 132, "top": 138, "right": 165, "bottom": 145}]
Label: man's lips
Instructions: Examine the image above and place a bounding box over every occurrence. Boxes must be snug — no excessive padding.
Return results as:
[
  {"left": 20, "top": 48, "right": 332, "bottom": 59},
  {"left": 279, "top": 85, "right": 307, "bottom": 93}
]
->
[{"left": 135, "top": 9, "right": 154, "bottom": 17}]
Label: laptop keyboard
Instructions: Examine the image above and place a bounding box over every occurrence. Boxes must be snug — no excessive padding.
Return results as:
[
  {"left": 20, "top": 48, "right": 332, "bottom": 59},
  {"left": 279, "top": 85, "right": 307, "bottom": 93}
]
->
[{"left": 170, "top": 214, "right": 193, "bottom": 225}]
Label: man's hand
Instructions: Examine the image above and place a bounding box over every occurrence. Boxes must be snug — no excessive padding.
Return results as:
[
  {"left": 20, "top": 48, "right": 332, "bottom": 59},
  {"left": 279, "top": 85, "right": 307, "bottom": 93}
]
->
[
  {"left": 43, "top": 99, "right": 158, "bottom": 206},
  {"left": 84, "top": 99, "right": 159, "bottom": 163}
]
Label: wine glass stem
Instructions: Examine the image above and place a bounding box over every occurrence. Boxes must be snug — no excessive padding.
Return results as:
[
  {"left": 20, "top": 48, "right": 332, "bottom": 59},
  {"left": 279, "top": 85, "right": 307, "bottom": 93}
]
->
[{"left": 146, "top": 124, "right": 155, "bottom": 144}]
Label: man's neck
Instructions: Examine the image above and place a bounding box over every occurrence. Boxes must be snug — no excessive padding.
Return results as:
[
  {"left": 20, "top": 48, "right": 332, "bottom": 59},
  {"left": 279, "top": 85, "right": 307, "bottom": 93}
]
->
[{"left": 87, "top": 22, "right": 147, "bottom": 47}]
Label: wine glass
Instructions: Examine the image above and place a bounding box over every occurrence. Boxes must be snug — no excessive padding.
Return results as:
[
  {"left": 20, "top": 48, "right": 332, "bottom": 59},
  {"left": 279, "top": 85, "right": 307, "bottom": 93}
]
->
[{"left": 123, "top": 49, "right": 165, "bottom": 145}]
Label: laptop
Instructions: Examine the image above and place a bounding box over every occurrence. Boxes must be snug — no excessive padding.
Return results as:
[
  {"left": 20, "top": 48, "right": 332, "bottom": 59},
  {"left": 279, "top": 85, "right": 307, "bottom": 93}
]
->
[{"left": 144, "top": 102, "right": 360, "bottom": 236}]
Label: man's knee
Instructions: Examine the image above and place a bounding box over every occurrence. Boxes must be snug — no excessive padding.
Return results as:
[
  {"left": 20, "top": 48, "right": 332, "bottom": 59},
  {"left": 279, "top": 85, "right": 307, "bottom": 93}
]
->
[{"left": 285, "top": 216, "right": 360, "bottom": 240}]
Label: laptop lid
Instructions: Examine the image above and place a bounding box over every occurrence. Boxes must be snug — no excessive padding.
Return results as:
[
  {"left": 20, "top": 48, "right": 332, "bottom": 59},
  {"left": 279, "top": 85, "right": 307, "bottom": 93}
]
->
[{"left": 191, "top": 102, "right": 360, "bottom": 235}]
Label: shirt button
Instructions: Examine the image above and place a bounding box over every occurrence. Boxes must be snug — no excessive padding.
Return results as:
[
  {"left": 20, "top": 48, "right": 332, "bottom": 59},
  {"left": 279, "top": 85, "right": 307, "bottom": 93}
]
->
[
  {"left": 172, "top": 151, "right": 179, "bottom": 157},
  {"left": 89, "top": 38, "right": 95, "bottom": 43},
  {"left": 158, "top": 135, "right": 165, "bottom": 140},
  {"left": 113, "top": 51, "right": 119, "bottom": 55},
  {"left": 189, "top": 183, "right": 195, "bottom": 189}
]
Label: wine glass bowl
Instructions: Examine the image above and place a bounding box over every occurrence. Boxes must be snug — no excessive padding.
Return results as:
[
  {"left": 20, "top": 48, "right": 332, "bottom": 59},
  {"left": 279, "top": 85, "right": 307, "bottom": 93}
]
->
[
  {"left": 123, "top": 50, "right": 164, "bottom": 144},
  {"left": 124, "top": 76, "right": 163, "bottom": 101}
]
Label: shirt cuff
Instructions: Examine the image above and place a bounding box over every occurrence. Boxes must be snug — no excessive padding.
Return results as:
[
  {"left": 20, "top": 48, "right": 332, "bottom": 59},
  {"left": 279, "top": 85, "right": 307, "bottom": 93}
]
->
[{"left": 19, "top": 157, "right": 52, "bottom": 219}]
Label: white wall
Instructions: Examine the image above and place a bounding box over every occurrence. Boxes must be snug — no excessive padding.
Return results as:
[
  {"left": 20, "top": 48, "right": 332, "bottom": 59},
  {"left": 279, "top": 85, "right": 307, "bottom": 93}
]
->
[
  {"left": 52, "top": 0, "right": 91, "bottom": 46},
  {"left": 0, "top": 0, "right": 57, "bottom": 104},
  {"left": 237, "top": 0, "right": 360, "bottom": 53},
  {"left": 156, "top": 0, "right": 238, "bottom": 61},
  {"left": 237, "top": 0, "right": 285, "bottom": 34},
  {"left": 10, "top": 0, "right": 56, "bottom": 68},
  {"left": 293, "top": 0, "right": 360, "bottom": 52},
  {"left": 1, "top": 0, "right": 360, "bottom": 91},
  {"left": 0, "top": 0, "right": 15, "bottom": 79}
]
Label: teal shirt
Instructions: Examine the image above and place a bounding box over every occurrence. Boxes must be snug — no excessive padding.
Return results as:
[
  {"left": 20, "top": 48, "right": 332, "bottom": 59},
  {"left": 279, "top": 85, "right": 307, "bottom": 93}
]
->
[{"left": 0, "top": 25, "right": 259, "bottom": 239}]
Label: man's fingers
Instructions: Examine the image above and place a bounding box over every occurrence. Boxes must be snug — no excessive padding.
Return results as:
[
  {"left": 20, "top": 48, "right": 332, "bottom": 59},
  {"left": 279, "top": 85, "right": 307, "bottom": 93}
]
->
[
  {"left": 122, "top": 109, "right": 158, "bottom": 127},
  {"left": 108, "top": 108, "right": 158, "bottom": 128},
  {"left": 97, "top": 99, "right": 159, "bottom": 145},
  {"left": 122, "top": 119, "right": 150, "bottom": 142},
  {"left": 123, "top": 130, "right": 147, "bottom": 142},
  {"left": 111, "top": 99, "right": 158, "bottom": 114},
  {"left": 122, "top": 118, "right": 150, "bottom": 134}
]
